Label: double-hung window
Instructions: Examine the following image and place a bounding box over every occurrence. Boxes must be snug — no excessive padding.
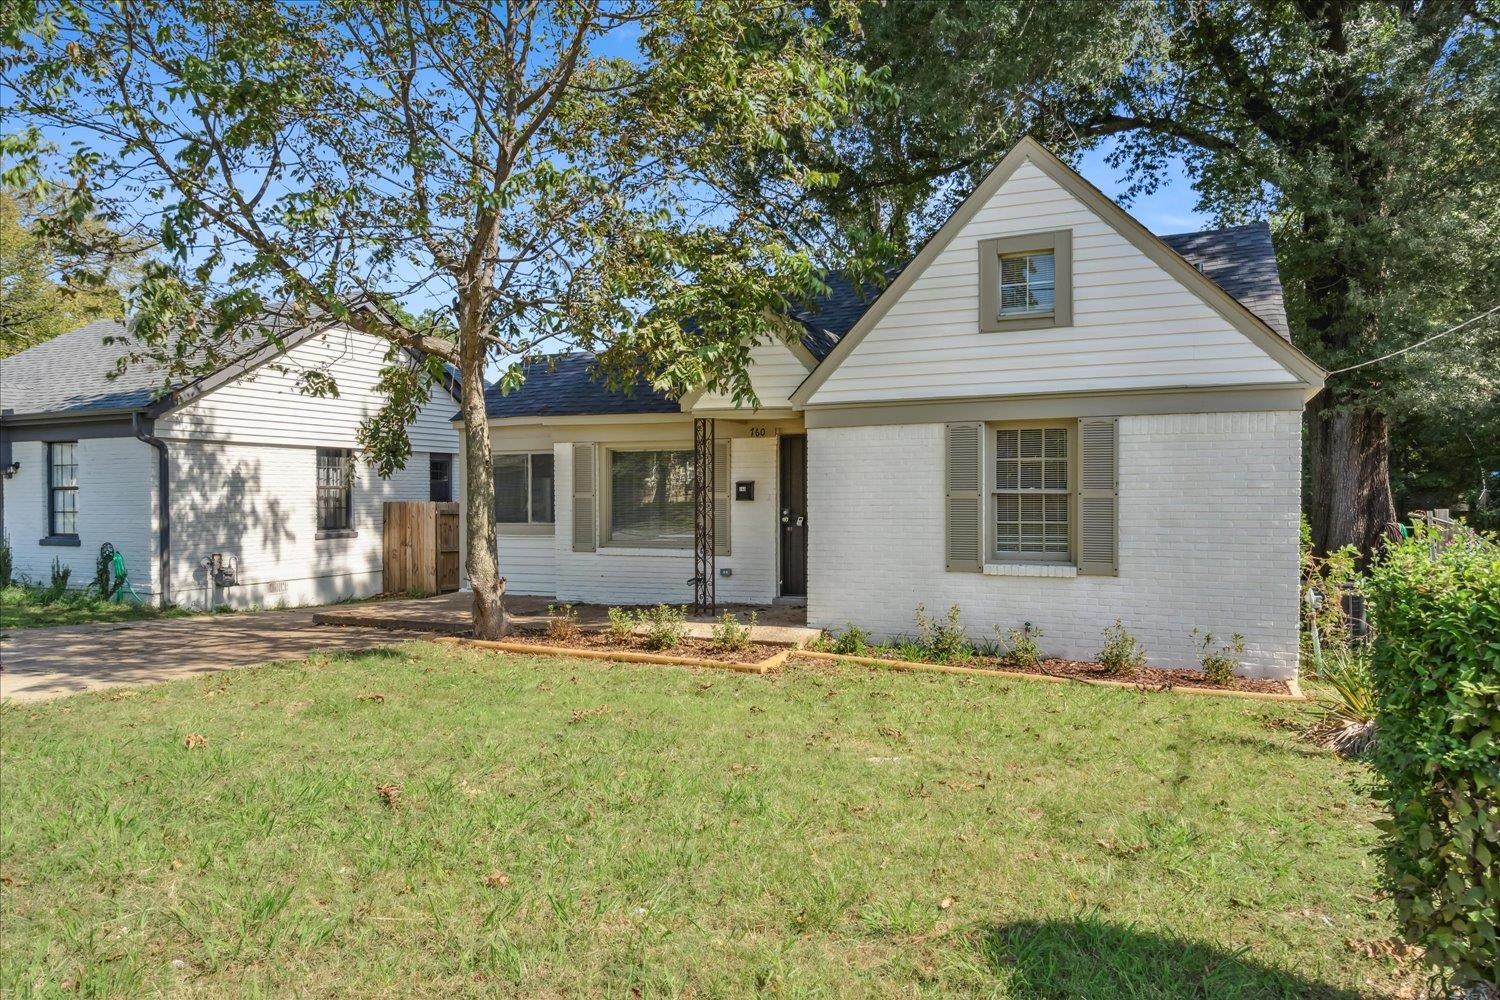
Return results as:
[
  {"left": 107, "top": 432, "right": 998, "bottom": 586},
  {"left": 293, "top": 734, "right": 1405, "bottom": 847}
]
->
[
  {"left": 978, "top": 230, "right": 1072, "bottom": 332},
  {"left": 606, "top": 448, "right": 694, "bottom": 547},
  {"left": 47, "top": 442, "right": 79, "bottom": 537},
  {"left": 493, "top": 452, "right": 555, "bottom": 527},
  {"left": 993, "top": 426, "right": 1070, "bottom": 561},
  {"left": 316, "top": 448, "right": 354, "bottom": 532}
]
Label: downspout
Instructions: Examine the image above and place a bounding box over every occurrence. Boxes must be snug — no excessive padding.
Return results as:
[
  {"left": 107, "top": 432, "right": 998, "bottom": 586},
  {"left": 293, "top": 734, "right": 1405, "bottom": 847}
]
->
[{"left": 132, "top": 413, "right": 171, "bottom": 607}]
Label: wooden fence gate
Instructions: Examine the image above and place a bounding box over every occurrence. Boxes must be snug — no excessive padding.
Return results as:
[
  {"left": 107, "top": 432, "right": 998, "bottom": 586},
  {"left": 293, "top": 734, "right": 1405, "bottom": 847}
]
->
[{"left": 383, "top": 501, "right": 461, "bottom": 596}]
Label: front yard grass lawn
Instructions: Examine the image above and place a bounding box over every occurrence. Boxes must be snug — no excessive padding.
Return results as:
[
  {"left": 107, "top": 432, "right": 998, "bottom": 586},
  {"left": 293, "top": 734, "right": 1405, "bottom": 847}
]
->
[
  {"left": 0, "top": 585, "right": 190, "bottom": 631},
  {"left": 0, "top": 643, "right": 1414, "bottom": 998}
]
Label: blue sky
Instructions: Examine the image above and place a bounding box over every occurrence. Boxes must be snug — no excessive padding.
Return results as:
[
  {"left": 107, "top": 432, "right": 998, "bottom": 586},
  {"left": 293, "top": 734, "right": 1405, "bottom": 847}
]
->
[{"left": 1076, "top": 142, "right": 1209, "bottom": 236}]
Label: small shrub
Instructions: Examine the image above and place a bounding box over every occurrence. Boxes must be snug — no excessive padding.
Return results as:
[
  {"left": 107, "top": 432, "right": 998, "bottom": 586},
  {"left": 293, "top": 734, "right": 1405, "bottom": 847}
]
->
[
  {"left": 830, "top": 622, "right": 871, "bottom": 656},
  {"left": 914, "top": 603, "right": 970, "bottom": 663},
  {"left": 1365, "top": 522, "right": 1498, "bottom": 989},
  {"left": 1098, "top": 619, "right": 1146, "bottom": 675},
  {"left": 606, "top": 606, "right": 635, "bottom": 643},
  {"left": 637, "top": 603, "right": 688, "bottom": 651},
  {"left": 1300, "top": 515, "right": 1362, "bottom": 662},
  {"left": 998, "top": 624, "right": 1042, "bottom": 668},
  {"left": 0, "top": 534, "right": 12, "bottom": 589},
  {"left": 711, "top": 611, "right": 755, "bottom": 652},
  {"left": 42, "top": 558, "right": 71, "bottom": 604},
  {"left": 1305, "top": 648, "right": 1377, "bottom": 757},
  {"left": 1192, "top": 629, "right": 1245, "bottom": 686},
  {"left": 891, "top": 637, "right": 926, "bottom": 663},
  {"left": 545, "top": 603, "right": 580, "bottom": 643}
]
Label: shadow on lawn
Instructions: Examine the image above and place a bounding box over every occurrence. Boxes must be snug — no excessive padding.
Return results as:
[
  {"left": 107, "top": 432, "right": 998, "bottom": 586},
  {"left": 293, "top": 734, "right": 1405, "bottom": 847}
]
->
[{"left": 977, "top": 915, "right": 1367, "bottom": 999}]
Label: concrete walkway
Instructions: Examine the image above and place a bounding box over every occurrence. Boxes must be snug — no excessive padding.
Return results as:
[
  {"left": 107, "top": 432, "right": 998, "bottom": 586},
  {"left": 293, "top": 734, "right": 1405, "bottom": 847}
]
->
[{"left": 0, "top": 608, "right": 422, "bottom": 703}]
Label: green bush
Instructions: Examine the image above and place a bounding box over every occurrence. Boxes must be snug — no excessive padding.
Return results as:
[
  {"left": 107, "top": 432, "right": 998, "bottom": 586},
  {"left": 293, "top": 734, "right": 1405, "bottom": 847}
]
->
[
  {"left": 606, "top": 606, "right": 635, "bottom": 643},
  {"left": 829, "top": 622, "right": 871, "bottom": 656},
  {"left": 1192, "top": 629, "right": 1245, "bottom": 686},
  {"left": 0, "top": 534, "right": 12, "bottom": 589},
  {"left": 637, "top": 604, "right": 688, "bottom": 651},
  {"left": 1098, "top": 619, "right": 1146, "bottom": 675},
  {"left": 998, "top": 624, "right": 1042, "bottom": 668},
  {"left": 42, "top": 558, "right": 71, "bottom": 604},
  {"left": 1364, "top": 523, "right": 1499, "bottom": 989},
  {"left": 1300, "top": 515, "right": 1362, "bottom": 662},
  {"left": 710, "top": 611, "right": 755, "bottom": 652},
  {"left": 1306, "top": 648, "right": 1377, "bottom": 758},
  {"left": 914, "top": 603, "right": 970, "bottom": 663}
]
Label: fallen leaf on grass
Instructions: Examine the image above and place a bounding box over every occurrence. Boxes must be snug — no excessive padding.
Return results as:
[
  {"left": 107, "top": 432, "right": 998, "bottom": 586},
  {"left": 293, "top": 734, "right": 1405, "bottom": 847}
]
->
[
  {"left": 483, "top": 871, "right": 510, "bottom": 888},
  {"left": 1344, "top": 937, "right": 1423, "bottom": 963},
  {"left": 877, "top": 726, "right": 905, "bottom": 742},
  {"left": 569, "top": 706, "right": 610, "bottom": 724},
  {"left": 182, "top": 733, "right": 207, "bottom": 750},
  {"left": 356, "top": 693, "right": 386, "bottom": 703},
  {"left": 748, "top": 705, "right": 765, "bottom": 714},
  {"left": 939, "top": 896, "right": 955, "bottom": 910},
  {"left": 376, "top": 783, "right": 401, "bottom": 808},
  {"left": 729, "top": 763, "right": 760, "bottom": 776}
]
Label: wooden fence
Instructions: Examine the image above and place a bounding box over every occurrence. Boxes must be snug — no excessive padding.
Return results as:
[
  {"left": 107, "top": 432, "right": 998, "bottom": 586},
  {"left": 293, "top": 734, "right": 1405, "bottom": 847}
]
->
[{"left": 383, "top": 501, "right": 461, "bottom": 596}]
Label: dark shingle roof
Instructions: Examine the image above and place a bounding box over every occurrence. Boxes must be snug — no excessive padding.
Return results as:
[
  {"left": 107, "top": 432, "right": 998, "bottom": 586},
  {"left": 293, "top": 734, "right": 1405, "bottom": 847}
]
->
[
  {"left": 483, "top": 353, "right": 678, "bottom": 419},
  {"left": 1159, "top": 223, "right": 1290, "bottom": 340},
  {"left": 481, "top": 222, "right": 1291, "bottom": 419},
  {"left": 0, "top": 320, "right": 169, "bottom": 419}
]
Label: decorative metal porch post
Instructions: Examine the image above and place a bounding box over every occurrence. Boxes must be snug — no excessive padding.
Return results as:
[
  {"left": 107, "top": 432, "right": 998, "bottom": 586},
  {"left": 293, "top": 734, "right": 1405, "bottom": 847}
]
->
[{"left": 692, "top": 417, "right": 716, "bottom": 615}]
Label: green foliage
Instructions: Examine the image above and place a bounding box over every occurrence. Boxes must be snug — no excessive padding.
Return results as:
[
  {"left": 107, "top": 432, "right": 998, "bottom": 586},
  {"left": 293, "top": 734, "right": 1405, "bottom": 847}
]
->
[
  {"left": 0, "top": 534, "right": 11, "bottom": 589},
  {"left": 1306, "top": 648, "right": 1378, "bottom": 759},
  {"left": 913, "top": 603, "right": 970, "bottom": 664},
  {"left": 710, "top": 611, "right": 755, "bottom": 653},
  {"left": 1364, "top": 523, "right": 1499, "bottom": 988},
  {"left": 1300, "top": 516, "right": 1362, "bottom": 662},
  {"left": 828, "top": 621, "right": 871, "bottom": 656},
  {"left": 636, "top": 604, "right": 689, "bottom": 652},
  {"left": 1098, "top": 619, "right": 1146, "bottom": 675},
  {"left": 606, "top": 606, "right": 635, "bottom": 644},
  {"left": 998, "top": 624, "right": 1043, "bottom": 669},
  {"left": 544, "top": 603, "right": 580, "bottom": 644},
  {"left": 1192, "top": 630, "right": 1245, "bottom": 686},
  {"left": 42, "top": 557, "right": 70, "bottom": 604}
]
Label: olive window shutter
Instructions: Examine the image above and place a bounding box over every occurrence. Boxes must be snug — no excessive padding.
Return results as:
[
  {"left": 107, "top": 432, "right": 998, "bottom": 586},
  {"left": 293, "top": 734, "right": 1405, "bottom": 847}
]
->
[
  {"left": 1077, "top": 417, "right": 1118, "bottom": 576},
  {"left": 713, "top": 438, "right": 731, "bottom": 556},
  {"left": 945, "top": 423, "right": 983, "bottom": 572},
  {"left": 572, "top": 442, "right": 597, "bottom": 552}
]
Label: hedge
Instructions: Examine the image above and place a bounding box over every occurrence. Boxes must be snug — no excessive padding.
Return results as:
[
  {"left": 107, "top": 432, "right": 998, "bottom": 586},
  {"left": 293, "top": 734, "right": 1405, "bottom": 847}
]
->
[{"left": 1365, "top": 524, "right": 1499, "bottom": 989}]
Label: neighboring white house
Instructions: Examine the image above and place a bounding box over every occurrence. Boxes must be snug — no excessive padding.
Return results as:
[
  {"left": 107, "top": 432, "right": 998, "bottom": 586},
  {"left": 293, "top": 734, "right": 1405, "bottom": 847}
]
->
[
  {"left": 467, "top": 138, "right": 1324, "bottom": 678},
  {"left": 1, "top": 322, "right": 460, "bottom": 610}
]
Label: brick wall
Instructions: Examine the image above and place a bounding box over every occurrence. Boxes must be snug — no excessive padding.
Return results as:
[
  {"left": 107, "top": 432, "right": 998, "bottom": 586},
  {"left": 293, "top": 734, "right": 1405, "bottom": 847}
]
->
[{"left": 808, "top": 411, "right": 1303, "bottom": 678}]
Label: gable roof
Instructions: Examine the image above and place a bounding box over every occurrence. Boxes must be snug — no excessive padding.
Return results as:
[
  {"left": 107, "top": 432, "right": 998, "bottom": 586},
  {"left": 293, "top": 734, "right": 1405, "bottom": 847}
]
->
[
  {"left": 790, "top": 136, "right": 1324, "bottom": 406},
  {"left": 1, "top": 318, "right": 461, "bottom": 423},
  {"left": 481, "top": 353, "right": 679, "bottom": 419}
]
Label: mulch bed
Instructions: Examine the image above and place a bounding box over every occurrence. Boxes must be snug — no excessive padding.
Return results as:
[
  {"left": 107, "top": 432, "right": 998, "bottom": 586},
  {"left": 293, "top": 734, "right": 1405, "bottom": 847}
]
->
[
  {"left": 509, "top": 628, "right": 783, "bottom": 666},
  {"left": 819, "top": 649, "right": 1293, "bottom": 695}
]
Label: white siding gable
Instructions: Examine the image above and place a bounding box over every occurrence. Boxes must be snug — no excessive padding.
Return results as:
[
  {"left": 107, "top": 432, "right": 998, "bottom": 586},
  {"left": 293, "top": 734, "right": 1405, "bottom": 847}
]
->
[
  {"left": 690, "top": 337, "right": 810, "bottom": 412},
  {"left": 156, "top": 326, "right": 459, "bottom": 452},
  {"left": 808, "top": 159, "right": 1299, "bottom": 406}
]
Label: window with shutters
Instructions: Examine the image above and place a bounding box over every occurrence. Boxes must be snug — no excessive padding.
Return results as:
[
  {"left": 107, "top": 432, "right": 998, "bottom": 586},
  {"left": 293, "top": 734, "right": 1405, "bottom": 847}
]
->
[
  {"left": 492, "top": 452, "right": 555, "bottom": 527},
  {"left": 991, "top": 425, "right": 1071, "bottom": 562},
  {"left": 605, "top": 448, "right": 695, "bottom": 547}
]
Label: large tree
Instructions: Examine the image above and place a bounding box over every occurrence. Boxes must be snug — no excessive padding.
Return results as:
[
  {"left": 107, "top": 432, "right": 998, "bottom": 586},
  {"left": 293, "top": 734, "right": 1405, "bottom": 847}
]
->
[
  {"left": 788, "top": 0, "right": 1500, "bottom": 556},
  {"left": 1, "top": 0, "right": 871, "bottom": 633}
]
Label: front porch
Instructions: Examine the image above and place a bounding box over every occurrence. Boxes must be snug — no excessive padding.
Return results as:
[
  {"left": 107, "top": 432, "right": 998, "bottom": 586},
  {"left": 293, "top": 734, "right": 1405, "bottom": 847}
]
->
[{"left": 313, "top": 591, "right": 816, "bottom": 645}]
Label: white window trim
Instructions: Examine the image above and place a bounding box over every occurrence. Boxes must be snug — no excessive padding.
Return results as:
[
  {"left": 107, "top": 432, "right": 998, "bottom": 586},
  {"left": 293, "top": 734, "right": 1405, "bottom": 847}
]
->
[
  {"left": 600, "top": 444, "right": 696, "bottom": 551},
  {"left": 986, "top": 420, "right": 1077, "bottom": 567},
  {"left": 493, "top": 450, "right": 555, "bottom": 534}
]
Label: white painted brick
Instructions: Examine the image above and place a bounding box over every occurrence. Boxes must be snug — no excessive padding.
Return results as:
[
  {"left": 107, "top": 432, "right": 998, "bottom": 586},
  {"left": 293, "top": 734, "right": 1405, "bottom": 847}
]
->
[{"left": 807, "top": 411, "right": 1303, "bottom": 679}]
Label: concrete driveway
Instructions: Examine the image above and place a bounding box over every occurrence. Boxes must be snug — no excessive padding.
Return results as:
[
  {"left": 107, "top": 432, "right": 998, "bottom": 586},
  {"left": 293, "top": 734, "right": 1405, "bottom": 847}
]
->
[{"left": 0, "top": 608, "right": 422, "bottom": 703}]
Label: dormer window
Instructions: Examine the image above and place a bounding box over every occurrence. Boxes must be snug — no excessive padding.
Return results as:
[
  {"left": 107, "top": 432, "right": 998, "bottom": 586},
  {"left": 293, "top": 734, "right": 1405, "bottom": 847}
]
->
[{"left": 979, "top": 230, "right": 1072, "bottom": 332}]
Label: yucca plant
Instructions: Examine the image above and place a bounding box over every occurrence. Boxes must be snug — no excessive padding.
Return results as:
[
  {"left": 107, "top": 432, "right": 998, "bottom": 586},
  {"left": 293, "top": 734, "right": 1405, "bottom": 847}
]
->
[{"left": 1305, "top": 648, "right": 1377, "bottom": 757}]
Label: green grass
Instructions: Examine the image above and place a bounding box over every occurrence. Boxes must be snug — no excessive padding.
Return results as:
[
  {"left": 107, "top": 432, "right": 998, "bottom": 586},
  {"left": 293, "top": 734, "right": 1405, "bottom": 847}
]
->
[
  {"left": 0, "top": 644, "right": 1416, "bottom": 997},
  {"left": 0, "top": 585, "right": 191, "bottom": 631}
]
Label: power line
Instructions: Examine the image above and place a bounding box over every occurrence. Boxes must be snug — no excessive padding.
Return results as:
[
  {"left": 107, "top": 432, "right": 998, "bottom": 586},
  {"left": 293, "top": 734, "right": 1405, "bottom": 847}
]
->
[{"left": 1326, "top": 303, "right": 1500, "bottom": 376}]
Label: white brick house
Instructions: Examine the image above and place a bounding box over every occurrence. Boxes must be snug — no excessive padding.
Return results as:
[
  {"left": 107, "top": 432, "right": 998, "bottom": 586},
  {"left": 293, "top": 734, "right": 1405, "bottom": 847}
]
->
[
  {"left": 1, "top": 323, "right": 460, "bottom": 610},
  {"left": 468, "top": 137, "right": 1323, "bottom": 678}
]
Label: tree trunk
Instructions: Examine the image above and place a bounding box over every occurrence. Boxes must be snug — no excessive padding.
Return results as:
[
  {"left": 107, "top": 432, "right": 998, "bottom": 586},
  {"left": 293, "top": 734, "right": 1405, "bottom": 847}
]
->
[
  {"left": 1306, "top": 391, "right": 1399, "bottom": 560},
  {"left": 458, "top": 336, "right": 507, "bottom": 639}
]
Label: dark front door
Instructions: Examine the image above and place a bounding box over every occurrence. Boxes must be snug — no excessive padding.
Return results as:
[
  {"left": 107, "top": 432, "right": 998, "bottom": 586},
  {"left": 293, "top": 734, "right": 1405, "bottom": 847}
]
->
[{"left": 779, "top": 434, "right": 808, "bottom": 598}]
